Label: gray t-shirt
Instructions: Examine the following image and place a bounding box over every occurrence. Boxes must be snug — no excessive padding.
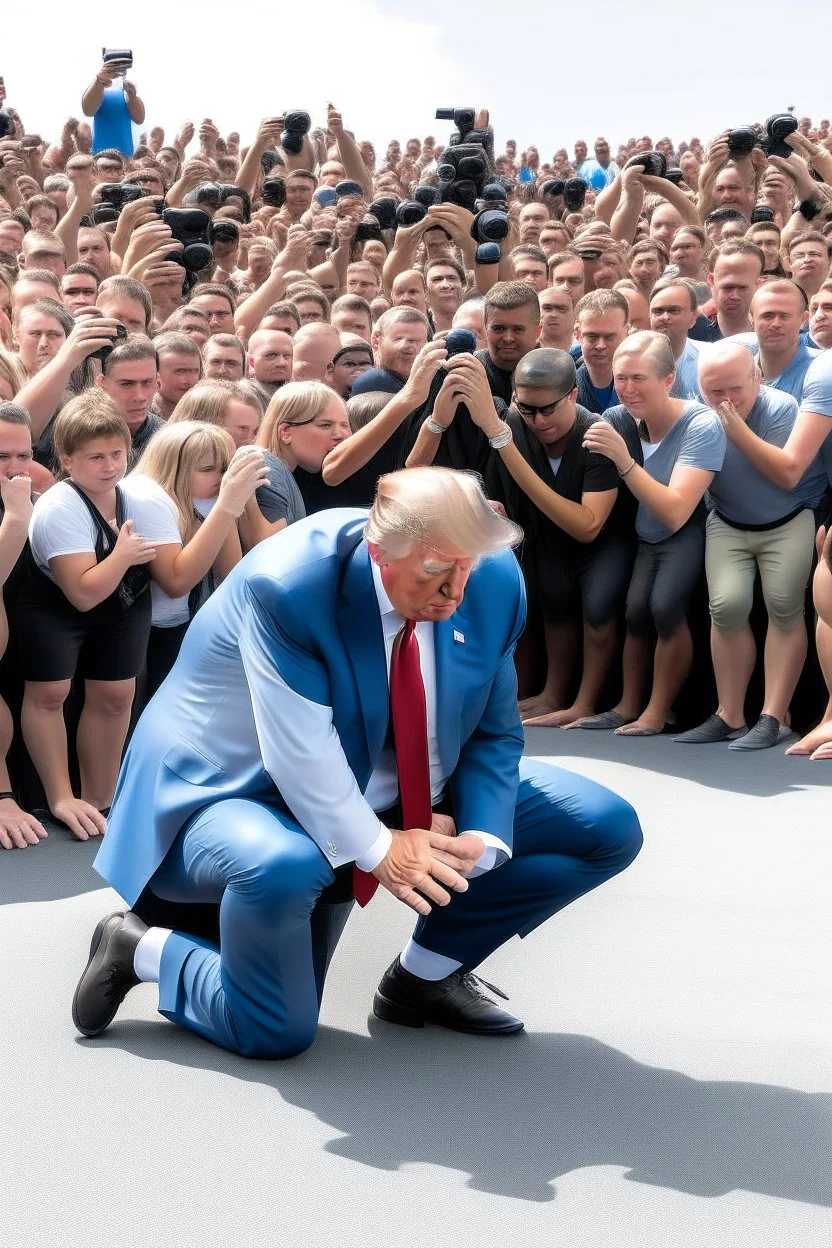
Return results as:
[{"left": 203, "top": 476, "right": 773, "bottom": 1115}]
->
[
  {"left": 627, "top": 401, "right": 726, "bottom": 544},
  {"left": 707, "top": 386, "right": 826, "bottom": 526},
  {"left": 255, "top": 451, "right": 306, "bottom": 527},
  {"left": 799, "top": 350, "right": 832, "bottom": 487}
]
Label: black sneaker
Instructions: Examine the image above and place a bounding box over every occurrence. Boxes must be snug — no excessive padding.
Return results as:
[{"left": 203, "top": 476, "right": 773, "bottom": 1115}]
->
[
  {"left": 373, "top": 957, "right": 524, "bottom": 1035},
  {"left": 72, "top": 911, "right": 147, "bottom": 1037}
]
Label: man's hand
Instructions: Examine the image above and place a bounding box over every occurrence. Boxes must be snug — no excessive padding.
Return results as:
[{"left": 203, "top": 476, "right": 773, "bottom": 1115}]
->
[
  {"left": 716, "top": 399, "right": 747, "bottom": 442},
  {"left": 0, "top": 472, "right": 34, "bottom": 527},
  {"left": 278, "top": 222, "right": 310, "bottom": 270},
  {"left": 425, "top": 203, "right": 476, "bottom": 255},
  {"left": 256, "top": 117, "right": 283, "bottom": 151},
  {"left": 199, "top": 118, "right": 220, "bottom": 158},
  {"left": 61, "top": 313, "right": 121, "bottom": 366},
  {"left": 372, "top": 827, "right": 469, "bottom": 916},
  {"left": 427, "top": 815, "right": 485, "bottom": 878},
  {"left": 327, "top": 103, "right": 344, "bottom": 137},
  {"left": 402, "top": 338, "right": 448, "bottom": 406},
  {"left": 122, "top": 220, "right": 177, "bottom": 272},
  {"left": 175, "top": 121, "right": 195, "bottom": 153},
  {"left": 443, "top": 354, "right": 500, "bottom": 432},
  {"left": 581, "top": 419, "right": 632, "bottom": 470},
  {"left": 65, "top": 155, "right": 97, "bottom": 205}
]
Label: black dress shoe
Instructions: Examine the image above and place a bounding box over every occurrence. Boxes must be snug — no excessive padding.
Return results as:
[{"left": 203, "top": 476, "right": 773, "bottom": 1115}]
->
[
  {"left": 373, "top": 957, "right": 524, "bottom": 1035},
  {"left": 72, "top": 911, "right": 147, "bottom": 1037}
]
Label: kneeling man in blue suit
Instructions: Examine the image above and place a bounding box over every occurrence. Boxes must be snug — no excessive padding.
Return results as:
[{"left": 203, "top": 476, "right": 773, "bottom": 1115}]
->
[{"left": 74, "top": 466, "right": 642, "bottom": 1057}]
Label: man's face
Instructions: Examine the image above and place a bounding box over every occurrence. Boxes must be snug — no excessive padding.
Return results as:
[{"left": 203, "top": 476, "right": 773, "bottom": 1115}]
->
[
  {"left": 14, "top": 309, "right": 65, "bottom": 373},
  {"left": 391, "top": 271, "right": 427, "bottom": 312},
  {"left": 452, "top": 306, "right": 487, "bottom": 351},
  {"left": 574, "top": 142, "right": 588, "bottom": 164},
  {"left": 23, "top": 243, "right": 65, "bottom": 278},
  {"left": 594, "top": 140, "right": 611, "bottom": 166},
  {"left": 789, "top": 240, "right": 829, "bottom": 291},
  {"left": 649, "top": 204, "right": 684, "bottom": 250},
  {"left": 512, "top": 257, "right": 548, "bottom": 292},
  {"left": 426, "top": 265, "right": 462, "bottom": 309},
  {"left": 538, "top": 289, "right": 574, "bottom": 342},
  {"left": 809, "top": 289, "right": 832, "bottom": 349},
  {"left": 714, "top": 168, "right": 755, "bottom": 215},
  {"left": 720, "top": 219, "right": 747, "bottom": 242},
  {"left": 752, "top": 229, "right": 782, "bottom": 273},
  {"left": 319, "top": 161, "right": 345, "bottom": 188},
  {"left": 96, "top": 291, "right": 146, "bottom": 335},
  {"left": 371, "top": 539, "right": 474, "bottom": 623},
  {"left": 699, "top": 354, "right": 759, "bottom": 420},
  {"left": 576, "top": 309, "right": 628, "bottom": 374},
  {"left": 551, "top": 258, "right": 585, "bottom": 303},
  {"left": 0, "top": 419, "right": 33, "bottom": 479},
  {"left": 94, "top": 157, "right": 123, "bottom": 184},
  {"left": 669, "top": 233, "right": 704, "bottom": 276},
  {"left": 630, "top": 250, "right": 663, "bottom": 290},
  {"left": 376, "top": 320, "right": 428, "bottom": 378},
  {"left": 751, "top": 289, "right": 805, "bottom": 354},
  {"left": 60, "top": 272, "right": 99, "bottom": 316},
  {"left": 518, "top": 204, "right": 549, "bottom": 244},
  {"left": 158, "top": 150, "right": 180, "bottom": 182},
  {"left": 346, "top": 267, "right": 380, "bottom": 301},
  {"left": 190, "top": 294, "right": 234, "bottom": 334},
  {"left": 78, "top": 229, "right": 111, "bottom": 279},
  {"left": 514, "top": 384, "right": 577, "bottom": 447},
  {"left": 331, "top": 307, "right": 372, "bottom": 342},
  {"left": 285, "top": 178, "right": 315, "bottom": 215},
  {"left": 328, "top": 350, "right": 372, "bottom": 398},
  {"left": 621, "top": 289, "right": 651, "bottom": 331},
  {"left": 203, "top": 343, "right": 244, "bottom": 380},
  {"left": 0, "top": 221, "right": 25, "bottom": 255},
  {"left": 591, "top": 250, "right": 623, "bottom": 291},
  {"left": 222, "top": 399, "right": 260, "bottom": 448},
  {"left": 613, "top": 353, "right": 670, "bottom": 413},
  {"left": 649, "top": 286, "right": 698, "bottom": 354},
  {"left": 98, "top": 360, "right": 159, "bottom": 432},
  {"left": 158, "top": 351, "right": 201, "bottom": 405},
  {"left": 249, "top": 331, "right": 293, "bottom": 383},
  {"left": 485, "top": 303, "right": 539, "bottom": 370},
  {"left": 712, "top": 256, "right": 761, "bottom": 322},
  {"left": 258, "top": 314, "right": 298, "bottom": 338},
  {"left": 294, "top": 298, "right": 326, "bottom": 326}
]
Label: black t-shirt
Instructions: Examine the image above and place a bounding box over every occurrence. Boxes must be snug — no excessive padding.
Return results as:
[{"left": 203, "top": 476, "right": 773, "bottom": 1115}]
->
[
  {"left": 688, "top": 314, "right": 722, "bottom": 343},
  {"left": 474, "top": 349, "right": 514, "bottom": 405},
  {"left": 293, "top": 423, "right": 411, "bottom": 513}
]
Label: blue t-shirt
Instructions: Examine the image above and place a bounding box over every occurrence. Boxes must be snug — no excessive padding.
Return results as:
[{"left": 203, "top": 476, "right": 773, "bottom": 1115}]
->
[
  {"left": 670, "top": 339, "right": 702, "bottom": 401},
  {"left": 725, "top": 334, "right": 818, "bottom": 402},
  {"left": 92, "top": 86, "right": 135, "bottom": 157},
  {"left": 707, "top": 386, "right": 825, "bottom": 525},
  {"left": 607, "top": 400, "right": 726, "bottom": 544},
  {"left": 799, "top": 350, "right": 832, "bottom": 486}
]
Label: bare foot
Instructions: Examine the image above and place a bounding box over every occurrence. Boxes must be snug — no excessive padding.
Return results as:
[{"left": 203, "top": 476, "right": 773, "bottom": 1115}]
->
[
  {"left": 785, "top": 721, "right": 832, "bottom": 756},
  {"left": 0, "top": 798, "right": 48, "bottom": 850},
  {"left": 519, "top": 695, "right": 561, "bottom": 722},
  {"left": 525, "top": 704, "right": 594, "bottom": 728},
  {"left": 51, "top": 797, "right": 106, "bottom": 841},
  {"left": 810, "top": 741, "right": 832, "bottom": 760},
  {"left": 614, "top": 715, "right": 665, "bottom": 737}
]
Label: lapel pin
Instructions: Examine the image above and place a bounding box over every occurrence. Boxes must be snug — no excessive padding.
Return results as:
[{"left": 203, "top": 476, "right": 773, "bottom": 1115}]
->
[{"left": 453, "top": 630, "right": 465, "bottom": 644}]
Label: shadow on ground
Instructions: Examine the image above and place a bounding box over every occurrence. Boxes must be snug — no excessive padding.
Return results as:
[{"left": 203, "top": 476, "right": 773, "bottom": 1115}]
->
[
  {"left": 0, "top": 827, "right": 101, "bottom": 905},
  {"left": 87, "top": 1019, "right": 831, "bottom": 1206}
]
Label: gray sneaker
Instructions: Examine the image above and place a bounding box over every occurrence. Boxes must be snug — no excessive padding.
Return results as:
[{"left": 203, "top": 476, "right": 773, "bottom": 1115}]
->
[
  {"left": 727, "top": 714, "right": 792, "bottom": 751},
  {"left": 674, "top": 714, "right": 747, "bottom": 744}
]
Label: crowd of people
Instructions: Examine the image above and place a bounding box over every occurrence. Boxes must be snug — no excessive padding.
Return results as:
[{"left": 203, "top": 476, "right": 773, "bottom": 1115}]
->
[{"left": 2, "top": 63, "right": 832, "bottom": 854}]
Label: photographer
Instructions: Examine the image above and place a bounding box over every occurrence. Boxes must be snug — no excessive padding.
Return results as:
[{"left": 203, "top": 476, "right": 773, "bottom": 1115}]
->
[{"left": 81, "top": 55, "right": 145, "bottom": 158}]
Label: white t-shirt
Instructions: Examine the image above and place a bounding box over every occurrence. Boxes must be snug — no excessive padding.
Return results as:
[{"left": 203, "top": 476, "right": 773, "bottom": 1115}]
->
[
  {"left": 28, "top": 476, "right": 181, "bottom": 587},
  {"left": 547, "top": 455, "right": 563, "bottom": 476},
  {"left": 151, "top": 493, "right": 219, "bottom": 628}
]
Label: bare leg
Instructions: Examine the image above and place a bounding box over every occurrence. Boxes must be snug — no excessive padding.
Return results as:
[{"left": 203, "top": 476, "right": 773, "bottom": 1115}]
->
[
  {"left": 0, "top": 696, "right": 47, "bottom": 850},
  {"left": 530, "top": 619, "right": 618, "bottom": 727},
  {"left": 618, "top": 623, "right": 692, "bottom": 735},
  {"left": 787, "top": 618, "right": 832, "bottom": 755},
  {"left": 21, "top": 680, "right": 103, "bottom": 840},
  {"left": 77, "top": 678, "right": 136, "bottom": 810},
  {"left": 761, "top": 620, "right": 807, "bottom": 723},
  {"left": 711, "top": 622, "right": 755, "bottom": 729},
  {"left": 519, "top": 621, "right": 578, "bottom": 720}
]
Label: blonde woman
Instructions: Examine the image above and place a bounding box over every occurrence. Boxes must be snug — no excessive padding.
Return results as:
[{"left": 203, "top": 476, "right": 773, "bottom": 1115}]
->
[
  {"left": 131, "top": 421, "right": 268, "bottom": 697},
  {"left": 241, "top": 381, "right": 350, "bottom": 549},
  {"left": 169, "top": 378, "right": 263, "bottom": 449},
  {"left": 0, "top": 349, "right": 28, "bottom": 403}
]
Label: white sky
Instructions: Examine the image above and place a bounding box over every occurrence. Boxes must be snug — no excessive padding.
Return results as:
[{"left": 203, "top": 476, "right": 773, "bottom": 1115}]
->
[{"left": 4, "top": 1, "right": 830, "bottom": 159}]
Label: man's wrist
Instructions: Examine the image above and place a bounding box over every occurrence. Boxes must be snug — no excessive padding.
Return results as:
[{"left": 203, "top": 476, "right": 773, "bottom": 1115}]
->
[{"left": 356, "top": 822, "right": 392, "bottom": 873}]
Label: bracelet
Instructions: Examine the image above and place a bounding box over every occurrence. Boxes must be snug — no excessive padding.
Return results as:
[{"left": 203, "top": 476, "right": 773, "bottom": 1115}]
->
[
  {"left": 619, "top": 458, "right": 636, "bottom": 479},
  {"left": 0, "top": 791, "right": 16, "bottom": 802},
  {"left": 426, "top": 419, "right": 448, "bottom": 435},
  {"left": 488, "top": 424, "right": 514, "bottom": 450}
]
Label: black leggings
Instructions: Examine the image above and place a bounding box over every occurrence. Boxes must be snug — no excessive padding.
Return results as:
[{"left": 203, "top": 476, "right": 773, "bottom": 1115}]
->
[
  {"left": 525, "top": 531, "right": 636, "bottom": 628},
  {"left": 625, "top": 522, "right": 705, "bottom": 640},
  {"left": 145, "top": 622, "right": 190, "bottom": 702}
]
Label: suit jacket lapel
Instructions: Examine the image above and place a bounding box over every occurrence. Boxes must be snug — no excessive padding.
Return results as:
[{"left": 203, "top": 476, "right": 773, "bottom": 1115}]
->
[{"left": 337, "top": 541, "right": 389, "bottom": 771}]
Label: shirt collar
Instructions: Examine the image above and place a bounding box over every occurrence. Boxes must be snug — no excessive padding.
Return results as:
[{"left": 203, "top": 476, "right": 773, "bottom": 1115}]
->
[{"left": 371, "top": 555, "right": 402, "bottom": 622}]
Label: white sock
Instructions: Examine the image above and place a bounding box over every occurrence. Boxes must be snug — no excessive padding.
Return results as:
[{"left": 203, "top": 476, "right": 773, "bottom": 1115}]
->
[
  {"left": 133, "top": 927, "right": 172, "bottom": 983},
  {"left": 400, "top": 938, "right": 461, "bottom": 982}
]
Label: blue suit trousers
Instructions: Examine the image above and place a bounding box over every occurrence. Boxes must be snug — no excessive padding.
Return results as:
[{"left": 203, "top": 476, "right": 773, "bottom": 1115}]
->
[{"left": 150, "top": 759, "right": 642, "bottom": 1058}]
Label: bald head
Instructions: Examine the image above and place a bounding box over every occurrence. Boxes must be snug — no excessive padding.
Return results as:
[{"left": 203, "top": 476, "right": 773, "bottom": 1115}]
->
[
  {"left": 292, "top": 323, "right": 342, "bottom": 383},
  {"left": 698, "top": 341, "right": 760, "bottom": 419},
  {"left": 248, "top": 329, "right": 294, "bottom": 386},
  {"left": 514, "top": 348, "right": 577, "bottom": 393}
]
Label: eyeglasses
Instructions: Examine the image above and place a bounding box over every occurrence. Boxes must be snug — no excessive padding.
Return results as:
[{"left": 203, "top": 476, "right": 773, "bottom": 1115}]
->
[{"left": 514, "top": 392, "right": 572, "bottom": 419}]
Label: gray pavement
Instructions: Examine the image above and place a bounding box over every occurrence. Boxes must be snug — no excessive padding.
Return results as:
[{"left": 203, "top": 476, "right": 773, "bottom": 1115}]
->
[{"left": 2, "top": 730, "right": 830, "bottom": 1248}]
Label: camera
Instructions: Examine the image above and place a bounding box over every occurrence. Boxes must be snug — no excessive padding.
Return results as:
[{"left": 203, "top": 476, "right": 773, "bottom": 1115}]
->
[
  {"left": 264, "top": 177, "right": 287, "bottom": 208},
  {"left": 727, "top": 126, "right": 758, "bottom": 156},
  {"left": 539, "top": 179, "right": 565, "bottom": 199},
  {"left": 750, "top": 204, "right": 775, "bottom": 224},
  {"left": 367, "top": 197, "right": 398, "bottom": 231},
  {"left": 91, "top": 182, "right": 146, "bottom": 224},
  {"left": 435, "top": 105, "right": 498, "bottom": 212},
  {"left": 92, "top": 322, "right": 128, "bottom": 365},
  {"left": 184, "top": 182, "right": 222, "bottom": 211},
  {"left": 471, "top": 208, "right": 509, "bottom": 246},
  {"left": 261, "top": 150, "right": 284, "bottom": 176},
  {"left": 474, "top": 182, "right": 507, "bottom": 213},
  {"left": 0, "top": 112, "right": 15, "bottom": 141},
  {"left": 444, "top": 327, "right": 477, "bottom": 357},
  {"left": 760, "top": 112, "right": 799, "bottom": 159},
  {"left": 209, "top": 219, "right": 240, "bottom": 246},
  {"left": 102, "top": 48, "right": 133, "bottom": 72},
  {"left": 623, "top": 151, "right": 667, "bottom": 179},
  {"left": 217, "top": 184, "right": 251, "bottom": 223},
  {"left": 354, "top": 215, "right": 383, "bottom": 243},
  {"left": 334, "top": 180, "right": 364, "bottom": 201},
  {"left": 396, "top": 185, "right": 439, "bottom": 227},
  {"left": 162, "top": 207, "right": 213, "bottom": 272},
  {"left": 562, "top": 178, "right": 588, "bottom": 213},
  {"left": 281, "top": 111, "right": 311, "bottom": 156}
]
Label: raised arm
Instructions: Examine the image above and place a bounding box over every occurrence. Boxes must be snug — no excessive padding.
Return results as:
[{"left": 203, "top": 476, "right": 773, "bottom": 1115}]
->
[{"left": 327, "top": 105, "right": 373, "bottom": 199}]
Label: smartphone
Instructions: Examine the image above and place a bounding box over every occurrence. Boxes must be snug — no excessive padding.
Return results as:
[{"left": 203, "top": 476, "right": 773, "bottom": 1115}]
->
[{"left": 102, "top": 48, "right": 133, "bottom": 74}]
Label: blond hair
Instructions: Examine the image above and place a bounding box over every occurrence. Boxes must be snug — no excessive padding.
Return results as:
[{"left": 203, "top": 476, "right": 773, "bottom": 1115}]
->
[
  {"left": 53, "top": 390, "right": 130, "bottom": 459},
  {"left": 613, "top": 329, "right": 675, "bottom": 379},
  {"left": 0, "top": 348, "right": 28, "bottom": 398},
  {"left": 257, "top": 381, "right": 341, "bottom": 459},
  {"left": 131, "top": 420, "right": 234, "bottom": 543},
  {"left": 169, "top": 378, "right": 260, "bottom": 429}
]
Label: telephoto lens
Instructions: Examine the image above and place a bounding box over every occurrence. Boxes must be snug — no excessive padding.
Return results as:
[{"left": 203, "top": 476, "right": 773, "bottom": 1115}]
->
[{"left": 281, "top": 111, "right": 311, "bottom": 155}]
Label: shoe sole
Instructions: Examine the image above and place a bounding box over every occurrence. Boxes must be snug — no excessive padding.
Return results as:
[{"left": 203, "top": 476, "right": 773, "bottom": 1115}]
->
[
  {"left": 72, "top": 912, "right": 126, "bottom": 1037},
  {"left": 372, "top": 990, "right": 524, "bottom": 1035}
]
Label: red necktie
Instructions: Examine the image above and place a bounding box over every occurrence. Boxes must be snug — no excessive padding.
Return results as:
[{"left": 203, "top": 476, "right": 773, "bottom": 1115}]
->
[{"left": 353, "top": 619, "right": 433, "bottom": 906}]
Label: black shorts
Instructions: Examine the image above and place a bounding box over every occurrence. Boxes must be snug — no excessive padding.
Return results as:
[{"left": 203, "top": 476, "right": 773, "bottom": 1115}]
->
[
  {"left": 17, "top": 583, "right": 152, "bottom": 683},
  {"left": 524, "top": 530, "right": 636, "bottom": 628}
]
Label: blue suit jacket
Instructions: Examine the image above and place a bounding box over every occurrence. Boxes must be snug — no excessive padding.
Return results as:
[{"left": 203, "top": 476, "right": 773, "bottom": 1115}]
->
[{"left": 96, "top": 509, "right": 526, "bottom": 906}]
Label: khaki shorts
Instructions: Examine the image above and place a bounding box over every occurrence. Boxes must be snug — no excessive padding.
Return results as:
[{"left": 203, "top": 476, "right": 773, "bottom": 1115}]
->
[{"left": 706, "top": 508, "right": 815, "bottom": 634}]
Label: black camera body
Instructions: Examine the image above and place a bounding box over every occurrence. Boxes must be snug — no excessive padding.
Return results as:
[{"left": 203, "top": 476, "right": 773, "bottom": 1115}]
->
[
  {"left": 0, "top": 112, "right": 13, "bottom": 141},
  {"left": 162, "top": 207, "right": 213, "bottom": 272},
  {"left": 262, "top": 177, "right": 286, "bottom": 208},
  {"left": 102, "top": 48, "right": 133, "bottom": 72},
  {"left": 396, "top": 184, "right": 440, "bottom": 227},
  {"left": 760, "top": 112, "right": 799, "bottom": 159},
  {"left": 91, "top": 182, "right": 146, "bottom": 224},
  {"left": 209, "top": 219, "right": 240, "bottom": 246},
  {"left": 367, "top": 197, "right": 398, "bottom": 232},
  {"left": 354, "top": 215, "right": 383, "bottom": 243},
  {"left": 92, "top": 322, "right": 128, "bottom": 365},
  {"left": 281, "top": 111, "right": 311, "bottom": 156}
]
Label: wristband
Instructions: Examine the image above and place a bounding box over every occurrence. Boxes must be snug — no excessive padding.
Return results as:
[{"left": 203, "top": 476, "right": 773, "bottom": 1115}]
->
[
  {"left": 426, "top": 419, "right": 448, "bottom": 435},
  {"left": 488, "top": 424, "right": 513, "bottom": 450},
  {"left": 619, "top": 458, "right": 636, "bottom": 478},
  {"left": 0, "top": 791, "right": 16, "bottom": 802}
]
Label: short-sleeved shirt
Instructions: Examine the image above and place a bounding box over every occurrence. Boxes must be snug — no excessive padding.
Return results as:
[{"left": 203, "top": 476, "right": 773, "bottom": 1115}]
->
[
  {"left": 707, "top": 386, "right": 826, "bottom": 526},
  {"left": 617, "top": 401, "right": 727, "bottom": 544},
  {"left": 28, "top": 475, "right": 181, "bottom": 581},
  {"left": 724, "top": 335, "right": 819, "bottom": 402},
  {"left": 799, "top": 350, "right": 832, "bottom": 486},
  {"left": 255, "top": 451, "right": 306, "bottom": 526},
  {"left": 688, "top": 315, "right": 723, "bottom": 343},
  {"left": 670, "top": 339, "right": 702, "bottom": 401}
]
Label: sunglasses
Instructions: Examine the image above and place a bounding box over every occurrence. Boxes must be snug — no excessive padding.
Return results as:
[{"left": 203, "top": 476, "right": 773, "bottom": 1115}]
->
[{"left": 514, "top": 392, "right": 572, "bottom": 419}]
